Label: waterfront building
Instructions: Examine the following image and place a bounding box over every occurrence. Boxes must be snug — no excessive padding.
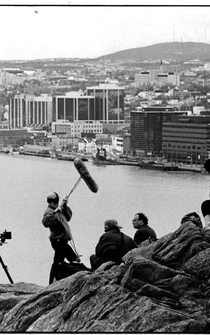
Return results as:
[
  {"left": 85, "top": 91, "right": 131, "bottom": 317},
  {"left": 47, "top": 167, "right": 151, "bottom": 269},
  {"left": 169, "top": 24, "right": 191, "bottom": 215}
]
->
[
  {"left": 130, "top": 107, "right": 183, "bottom": 156},
  {"left": 0, "top": 129, "right": 33, "bottom": 147},
  {"left": 51, "top": 133, "right": 79, "bottom": 150},
  {"left": 9, "top": 94, "right": 52, "bottom": 129},
  {"left": 162, "top": 114, "right": 210, "bottom": 164},
  {"left": 51, "top": 120, "right": 103, "bottom": 137},
  {"left": 86, "top": 83, "right": 125, "bottom": 124}
]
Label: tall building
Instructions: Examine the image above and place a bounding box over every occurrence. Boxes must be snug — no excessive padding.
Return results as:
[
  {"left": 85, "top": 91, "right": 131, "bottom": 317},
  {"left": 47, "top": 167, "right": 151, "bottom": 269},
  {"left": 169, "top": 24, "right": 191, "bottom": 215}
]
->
[
  {"left": 162, "top": 114, "right": 210, "bottom": 164},
  {"left": 52, "top": 92, "right": 95, "bottom": 122},
  {"left": 9, "top": 86, "right": 125, "bottom": 133},
  {"left": 86, "top": 83, "right": 125, "bottom": 124},
  {"left": 9, "top": 94, "right": 52, "bottom": 129},
  {"left": 130, "top": 107, "right": 182, "bottom": 156}
]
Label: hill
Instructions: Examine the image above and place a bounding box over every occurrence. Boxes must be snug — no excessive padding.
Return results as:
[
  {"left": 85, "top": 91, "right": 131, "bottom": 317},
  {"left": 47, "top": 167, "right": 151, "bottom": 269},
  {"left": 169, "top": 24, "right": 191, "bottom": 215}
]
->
[
  {"left": 96, "top": 42, "right": 210, "bottom": 62},
  {"left": 1, "top": 215, "right": 210, "bottom": 332}
]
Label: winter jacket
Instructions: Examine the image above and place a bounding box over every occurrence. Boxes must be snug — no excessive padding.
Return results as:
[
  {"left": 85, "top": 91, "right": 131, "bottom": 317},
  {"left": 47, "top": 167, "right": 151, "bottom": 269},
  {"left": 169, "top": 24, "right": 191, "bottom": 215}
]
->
[
  {"left": 42, "top": 204, "right": 72, "bottom": 240},
  {"left": 134, "top": 224, "right": 157, "bottom": 246},
  {"left": 95, "top": 227, "right": 137, "bottom": 264}
]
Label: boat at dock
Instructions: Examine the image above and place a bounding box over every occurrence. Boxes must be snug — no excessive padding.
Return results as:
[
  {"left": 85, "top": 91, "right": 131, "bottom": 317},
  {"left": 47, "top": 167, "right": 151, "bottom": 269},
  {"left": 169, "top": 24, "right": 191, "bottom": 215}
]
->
[
  {"left": 19, "top": 145, "right": 52, "bottom": 157},
  {"left": 139, "top": 160, "right": 179, "bottom": 171},
  {"left": 92, "top": 147, "right": 117, "bottom": 165},
  {"left": 57, "top": 151, "right": 88, "bottom": 162}
]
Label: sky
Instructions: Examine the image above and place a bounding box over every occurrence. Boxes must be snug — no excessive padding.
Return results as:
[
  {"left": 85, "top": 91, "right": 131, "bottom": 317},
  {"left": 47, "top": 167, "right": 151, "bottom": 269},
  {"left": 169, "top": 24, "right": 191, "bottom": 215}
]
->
[{"left": 0, "top": 2, "right": 210, "bottom": 60}]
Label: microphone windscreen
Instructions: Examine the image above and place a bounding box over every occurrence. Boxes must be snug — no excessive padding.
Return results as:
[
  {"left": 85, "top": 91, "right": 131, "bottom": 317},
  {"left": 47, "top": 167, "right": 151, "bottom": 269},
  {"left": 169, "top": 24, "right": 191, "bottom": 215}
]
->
[{"left": 74, "top": 158, "right": 98, "bottom": 193}]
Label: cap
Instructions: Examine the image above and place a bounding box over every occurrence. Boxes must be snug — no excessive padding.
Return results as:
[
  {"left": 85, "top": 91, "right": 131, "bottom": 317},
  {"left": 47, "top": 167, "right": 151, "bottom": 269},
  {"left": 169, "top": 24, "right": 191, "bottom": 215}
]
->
[
  {"left": 47, "top": 192, "right": 59, "bottom": 202},
  {"left": 104, "top": 219, "right": 122, "bottom": 229}
]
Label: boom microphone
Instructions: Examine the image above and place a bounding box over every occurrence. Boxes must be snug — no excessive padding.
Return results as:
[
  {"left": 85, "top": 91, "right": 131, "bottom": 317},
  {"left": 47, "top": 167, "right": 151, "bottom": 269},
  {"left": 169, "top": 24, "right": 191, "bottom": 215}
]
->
[{"left": 74, "top": 158, "right": 98, "bottom": 193}]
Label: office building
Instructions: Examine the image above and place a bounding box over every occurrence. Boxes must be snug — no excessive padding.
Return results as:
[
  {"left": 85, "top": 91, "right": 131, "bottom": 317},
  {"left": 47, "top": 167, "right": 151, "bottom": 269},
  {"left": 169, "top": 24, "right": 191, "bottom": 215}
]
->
[
  {"left": 86, "top": 83, "right": 125, "bottom": 124},
  {"left": 158, "top": 72, "right": 180, "bottom": 86},
  {"left": 162, "top": 114, "right": 210, "bottom": 164},
  {"left": 51, "top": 120, "right": 103, "bottom": 137},
  {"left": 135, "top": 70, "right": 180, "bottom": 87},
  {"left": 135, "top": 70, "right": 159, "bottom": 87},
  {"left": 52, "top": 92, "right": 95, "bottom": 122},
  {"left": 9, "top": 94, "right": 52, "bottom": 129},
  {"left": 130, "top": 107, "right": 182, "bottom": 156}
]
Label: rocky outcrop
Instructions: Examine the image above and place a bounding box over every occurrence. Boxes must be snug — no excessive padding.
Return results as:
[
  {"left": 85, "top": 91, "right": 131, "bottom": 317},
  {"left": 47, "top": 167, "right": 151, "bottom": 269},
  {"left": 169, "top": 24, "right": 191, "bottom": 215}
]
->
[{"left": 1, "top": 217, "right": 210, "bottom": 332}]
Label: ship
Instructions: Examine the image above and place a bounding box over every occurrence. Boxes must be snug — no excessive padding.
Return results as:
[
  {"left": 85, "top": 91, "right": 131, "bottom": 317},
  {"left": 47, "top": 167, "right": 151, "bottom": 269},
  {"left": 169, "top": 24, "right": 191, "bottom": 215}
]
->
[
  {"left": 139, "top": 160, "right": 179, "bottom": 171},
  {"left": 92, "top": 147, "right": 117, "bottom": 165},
  {"left": 19, "top": 145, "right": 52, "bottom": 157},
  {"left": 57, "top": 151, "right": 88, "bottom": 162}
]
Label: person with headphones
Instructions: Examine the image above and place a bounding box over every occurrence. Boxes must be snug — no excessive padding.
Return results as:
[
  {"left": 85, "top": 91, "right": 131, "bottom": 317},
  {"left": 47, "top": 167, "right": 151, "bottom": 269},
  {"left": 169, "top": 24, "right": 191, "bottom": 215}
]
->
[{"left": 42, "top": 191, "right": 78, "bottom": 284}]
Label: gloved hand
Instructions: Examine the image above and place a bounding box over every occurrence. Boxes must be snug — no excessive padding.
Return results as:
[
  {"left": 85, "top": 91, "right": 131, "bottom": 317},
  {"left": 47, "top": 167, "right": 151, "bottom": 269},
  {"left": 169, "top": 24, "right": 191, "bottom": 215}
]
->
[
  {"left": 60, "top": 196, "right": 68, "bottom": 209},
  {"left": 76, "top": 256, "right": 81, "bottom": 263}
]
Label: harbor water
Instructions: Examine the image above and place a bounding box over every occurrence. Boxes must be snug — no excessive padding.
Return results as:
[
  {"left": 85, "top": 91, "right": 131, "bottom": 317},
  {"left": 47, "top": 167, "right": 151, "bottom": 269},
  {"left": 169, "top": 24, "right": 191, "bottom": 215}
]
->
[{"left": 0, "top": 153, "right": 209, "bottom": 286}]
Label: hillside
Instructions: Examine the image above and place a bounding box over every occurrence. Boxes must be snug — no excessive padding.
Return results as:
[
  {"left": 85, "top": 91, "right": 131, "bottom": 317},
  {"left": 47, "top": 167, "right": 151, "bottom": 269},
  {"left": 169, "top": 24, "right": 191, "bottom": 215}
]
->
[
  {"left": 96, "top": 42, "right": 210, "bottom": 62},
  {"left": 1, "top": 216, "right": 210, "bottom": 332}
]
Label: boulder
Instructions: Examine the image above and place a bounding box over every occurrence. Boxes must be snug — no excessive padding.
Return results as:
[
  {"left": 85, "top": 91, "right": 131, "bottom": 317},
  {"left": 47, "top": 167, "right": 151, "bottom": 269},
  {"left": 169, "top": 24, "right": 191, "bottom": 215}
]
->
[{"left": 1, "top": 219, "right": 210, "bottom": 332}]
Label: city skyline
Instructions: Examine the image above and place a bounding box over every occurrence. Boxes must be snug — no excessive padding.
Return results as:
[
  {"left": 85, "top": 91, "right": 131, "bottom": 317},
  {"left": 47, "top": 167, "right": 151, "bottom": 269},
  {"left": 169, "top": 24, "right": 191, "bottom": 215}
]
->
[{"left": 0, "top": 3, "right": 210, "bottom": 61}]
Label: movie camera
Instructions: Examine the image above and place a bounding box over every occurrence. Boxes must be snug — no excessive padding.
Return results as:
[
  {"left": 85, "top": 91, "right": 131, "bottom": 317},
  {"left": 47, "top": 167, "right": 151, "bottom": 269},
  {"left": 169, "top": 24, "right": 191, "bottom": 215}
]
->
[
  {"left": 0, "top": 230, "right": 13, "bottom": 283},
  {"left": 0, "top": 230, "right": 11, "bottom": 244}
]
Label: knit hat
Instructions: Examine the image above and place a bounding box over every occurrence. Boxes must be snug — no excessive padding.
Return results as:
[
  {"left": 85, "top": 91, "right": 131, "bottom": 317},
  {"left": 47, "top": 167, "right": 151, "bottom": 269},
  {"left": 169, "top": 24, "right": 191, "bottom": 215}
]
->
[{"left": 104, "top": 219, "right": 122, "bottom": 229}]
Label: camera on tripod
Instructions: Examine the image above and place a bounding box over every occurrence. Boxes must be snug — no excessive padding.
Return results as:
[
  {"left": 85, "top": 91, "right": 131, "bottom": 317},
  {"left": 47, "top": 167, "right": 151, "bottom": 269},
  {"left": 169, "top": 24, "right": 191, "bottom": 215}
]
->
[{"left": 0, "top": 230, "right": 12, "bottom": 244}]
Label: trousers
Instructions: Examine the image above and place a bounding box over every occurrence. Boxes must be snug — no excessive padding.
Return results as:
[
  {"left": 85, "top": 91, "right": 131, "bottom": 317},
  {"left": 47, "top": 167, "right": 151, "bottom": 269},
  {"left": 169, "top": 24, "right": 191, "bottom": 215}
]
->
[{"left": 49, "top": 239, "right": 77, "bottom": 284}]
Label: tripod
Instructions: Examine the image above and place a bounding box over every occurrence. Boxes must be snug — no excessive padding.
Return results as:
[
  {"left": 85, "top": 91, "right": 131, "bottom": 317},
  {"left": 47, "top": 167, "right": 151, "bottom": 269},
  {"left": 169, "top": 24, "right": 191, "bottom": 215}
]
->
[{"left": 0, "top": 256, "right": 13, "bottom": 284}]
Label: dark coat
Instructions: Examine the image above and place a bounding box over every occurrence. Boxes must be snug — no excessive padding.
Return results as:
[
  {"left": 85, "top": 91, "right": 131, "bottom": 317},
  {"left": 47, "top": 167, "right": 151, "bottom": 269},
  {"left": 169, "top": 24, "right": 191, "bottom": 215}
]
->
[
  {"left": 95, "top": 227, "right": 137, "bottom": 264},
  {"left": 134, "top": 224, "right": 157, "bottom": 246}
]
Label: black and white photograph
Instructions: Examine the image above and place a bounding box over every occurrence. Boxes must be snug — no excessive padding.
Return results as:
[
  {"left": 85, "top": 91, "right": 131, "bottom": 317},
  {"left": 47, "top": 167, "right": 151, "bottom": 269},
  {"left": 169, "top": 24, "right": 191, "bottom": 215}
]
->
[{"left": 0, "top": 1, "right": 210, "bottom": 332}]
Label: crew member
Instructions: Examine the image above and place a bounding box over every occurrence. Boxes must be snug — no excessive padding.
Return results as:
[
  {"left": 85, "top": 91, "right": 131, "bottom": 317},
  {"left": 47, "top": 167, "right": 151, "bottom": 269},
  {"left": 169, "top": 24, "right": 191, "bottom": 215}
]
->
[
  {"left": 90, "top": 219, "right": 137, "bottom": 270},
  {"left": 132, "top": 213, "right": 157, "bottom": 246},
  {"left": 42, "top": 192, "right": 78, "bottom": 284}
]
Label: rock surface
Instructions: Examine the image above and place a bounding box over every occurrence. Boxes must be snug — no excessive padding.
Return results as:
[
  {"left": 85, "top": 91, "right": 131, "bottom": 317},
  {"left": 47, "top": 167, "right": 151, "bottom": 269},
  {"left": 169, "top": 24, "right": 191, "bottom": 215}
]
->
[{"left": 1, "top": 217, "right": 210, "bottom": 332}]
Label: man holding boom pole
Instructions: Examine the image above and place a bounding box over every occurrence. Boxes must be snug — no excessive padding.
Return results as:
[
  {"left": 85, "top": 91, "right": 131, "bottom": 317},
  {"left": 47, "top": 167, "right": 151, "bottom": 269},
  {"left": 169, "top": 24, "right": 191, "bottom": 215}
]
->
[{"left": 42, "top": 192, "right": 79, "bottom": 284}]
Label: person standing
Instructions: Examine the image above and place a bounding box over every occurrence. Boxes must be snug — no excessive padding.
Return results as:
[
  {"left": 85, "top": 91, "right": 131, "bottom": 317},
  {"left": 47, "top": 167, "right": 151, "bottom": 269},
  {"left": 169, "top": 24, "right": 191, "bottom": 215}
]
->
[
  {"left": 90, "top": 219, "right": 137, "bottom": 270},
  {"left": 42, "top": 191, "right": 79, "bottom": 284},
  {"left": 132, "top": 213, "right": 157, "bottom": 246}
]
